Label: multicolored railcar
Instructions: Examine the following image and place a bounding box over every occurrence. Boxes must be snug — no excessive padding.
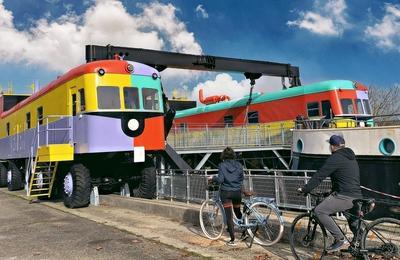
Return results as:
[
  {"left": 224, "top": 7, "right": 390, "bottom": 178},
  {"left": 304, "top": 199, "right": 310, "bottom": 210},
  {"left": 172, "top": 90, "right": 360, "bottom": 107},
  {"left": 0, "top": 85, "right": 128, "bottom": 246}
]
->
[
  {"left": 0, "top": 59, "right": 167, "bottom": 207},
  {"left": 174, "top": 80, "right": 372, "bottom": 128}
]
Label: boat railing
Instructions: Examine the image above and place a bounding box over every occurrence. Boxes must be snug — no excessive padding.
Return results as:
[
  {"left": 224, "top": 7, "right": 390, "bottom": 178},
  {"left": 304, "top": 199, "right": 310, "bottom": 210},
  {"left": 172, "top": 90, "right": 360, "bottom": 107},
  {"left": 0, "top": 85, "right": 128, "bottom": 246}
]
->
[{"left": 167, "top": 122, "right": 293, "bottom": 149}]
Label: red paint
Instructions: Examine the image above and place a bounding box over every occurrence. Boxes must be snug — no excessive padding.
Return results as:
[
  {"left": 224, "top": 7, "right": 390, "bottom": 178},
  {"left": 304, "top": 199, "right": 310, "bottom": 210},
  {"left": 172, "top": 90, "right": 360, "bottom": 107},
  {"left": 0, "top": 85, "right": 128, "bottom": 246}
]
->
[
  {"left": 174, "top": 89, "right": 360, "bottom": 128},
  {"left": 134, "top": 116, "right": 165, "bottom": 151},
  {"left": 1, "top": 60, "right": 129, "bottom": 118},
  {"left": 198, "top": 89, "right": 230, "bottom": 105}
]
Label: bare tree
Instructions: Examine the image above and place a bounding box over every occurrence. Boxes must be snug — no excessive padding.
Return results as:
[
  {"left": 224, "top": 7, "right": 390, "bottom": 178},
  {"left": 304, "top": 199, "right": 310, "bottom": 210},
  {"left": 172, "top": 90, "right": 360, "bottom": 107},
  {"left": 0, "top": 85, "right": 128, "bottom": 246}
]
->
[{"left": 368, "top": 84, "right": 400, "bottom": 116}]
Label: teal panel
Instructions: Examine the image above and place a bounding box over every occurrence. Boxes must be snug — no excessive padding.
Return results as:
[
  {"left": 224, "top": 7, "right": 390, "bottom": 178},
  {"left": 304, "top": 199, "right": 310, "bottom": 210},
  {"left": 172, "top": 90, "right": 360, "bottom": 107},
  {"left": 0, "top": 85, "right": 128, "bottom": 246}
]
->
[
  {"left": 130, "top": 75, "right": 163, "bottom": 112},
  {"left": 176, "top": 80, "right": 355, "bottom": 118}
]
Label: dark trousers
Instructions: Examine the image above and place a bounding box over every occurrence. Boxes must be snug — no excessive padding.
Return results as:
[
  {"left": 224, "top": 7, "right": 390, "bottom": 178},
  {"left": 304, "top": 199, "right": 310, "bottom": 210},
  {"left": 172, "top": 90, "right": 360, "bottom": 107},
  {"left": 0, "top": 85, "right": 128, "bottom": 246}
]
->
[
  {"left": 220, "top": 190, "right": 242, "bottom": 241},
  {"left": 314, "top": 193, "right": 355, "bottom": 240}
]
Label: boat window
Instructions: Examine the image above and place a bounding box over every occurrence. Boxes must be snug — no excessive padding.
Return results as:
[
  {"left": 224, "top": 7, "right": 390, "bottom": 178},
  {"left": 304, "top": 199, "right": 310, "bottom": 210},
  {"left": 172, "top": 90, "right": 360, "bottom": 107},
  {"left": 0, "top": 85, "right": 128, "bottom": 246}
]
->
[
  {"left": 224, "top": 115, "right": 233, "bottom": 127},
  {"left": 79, "top": 88, "right": 86, "bottom": 111},
  {"left": 6, "top": 122, "right": 10, "bottom": 136},
  {"left": 123, "top": 87, "right": 140, "bottom": 109},
  {"left": 26, "top": 112, "right": 31, "bottom": 129},
  {"left": 142, "top": 88, "right": 160, "bottom": 110},
  {"left": 321, "top": 100, "right": 332, "bottom": 117},
  {"left": 340, "top": 99, "right": 354, "bottom": 114},
  {"left": 97, "top": 86, "right": 121, "bottom": 109},
  {"left": 355, "top": 99, "right": 364, "bottom": 114},
  {"left": 248, "top": 111, "right": 259, "bottom": 124},
  {"left": 363, "top": 99, "right": 372, "bottom": 114},
  {"left": 307, "top": 102, "right": 320, "bottom": 117},
  {"left": 37, "top": 106, "right": 43, "bottom": 125}
]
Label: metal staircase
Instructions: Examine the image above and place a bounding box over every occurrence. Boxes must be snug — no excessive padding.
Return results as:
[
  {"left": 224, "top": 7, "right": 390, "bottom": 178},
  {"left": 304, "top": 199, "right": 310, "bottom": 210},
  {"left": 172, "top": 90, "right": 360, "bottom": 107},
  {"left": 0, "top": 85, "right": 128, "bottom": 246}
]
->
[
  {"left": 28, "top": 156, "right": 58, "bottom": 198},
  {"left": 26, "top": 116, "right": 74, "bottom": 198}
]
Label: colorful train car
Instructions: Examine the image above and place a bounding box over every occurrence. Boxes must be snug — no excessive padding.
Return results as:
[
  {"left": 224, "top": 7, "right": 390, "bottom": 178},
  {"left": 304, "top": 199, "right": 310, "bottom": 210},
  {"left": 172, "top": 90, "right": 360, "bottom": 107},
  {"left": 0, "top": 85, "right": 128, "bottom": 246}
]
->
[
  {"left": 0, "top": 59, "right": 168, "bottom": 208},
  {"left": 174, "top": 80, "right": 372, "bottom": 128}
]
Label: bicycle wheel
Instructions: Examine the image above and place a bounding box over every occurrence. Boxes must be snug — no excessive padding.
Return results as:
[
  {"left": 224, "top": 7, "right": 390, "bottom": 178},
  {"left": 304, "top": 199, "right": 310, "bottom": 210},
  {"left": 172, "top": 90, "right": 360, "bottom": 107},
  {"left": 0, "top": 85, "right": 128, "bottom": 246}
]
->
[
  {"left": 290, "top": 213, "right": 330, "bottom": 260},
  {"left": 361, "top": 217, "right": 400, "bottom": 259},
  {"left": 199, "top": 200, "right": 225, "bottom": 240},
  {"left": 244, "top": 202, "right": 284, "bottom": 246}
]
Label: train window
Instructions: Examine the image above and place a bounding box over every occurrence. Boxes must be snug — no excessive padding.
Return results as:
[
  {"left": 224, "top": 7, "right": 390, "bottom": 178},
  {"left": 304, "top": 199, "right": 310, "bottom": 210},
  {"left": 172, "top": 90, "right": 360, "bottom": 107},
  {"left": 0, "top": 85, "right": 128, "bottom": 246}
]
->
[
  {"left": 26, "top": 112, "right": 31, "bottom": 129},
  {"left": 97, "top": 86, "right": 121, "bottom": 109},
  {"left": 321, "top": 100, "right": 332, "bottom": 117},
  {"left": 340, "top": 99, "right": 354, "bottom": 114},
  {"left": 72, "top": 94, "right": 77, "bottom": 116},
  {"left": 79, "top": 88, "right": 86, "bottom": 111},
  {"left": 6, "top": 122, "right": 10, "bottom": 136},
  {"left": 123, "top": 87, "right": 140, "bottom": 109},
  {"left": 247, "top": 111, "right": 259, "bottom": 124},
  {"left": 37, "top": 106, "right": 43, "bottom": 125},
  {"left": 224, "top": 115, "right": 234, "bottom": 127},
  {"left": 355, "top": 99, "right": 364, "bottom": 114},
  {"left": 307, "top": 102, "right": 320, "bottom": 117},
  {"left": 363, "top": 100, "right": 372, "bottom": 114},
  {"left": 142, "top": 88, "right": 160, "bottom": 110}
]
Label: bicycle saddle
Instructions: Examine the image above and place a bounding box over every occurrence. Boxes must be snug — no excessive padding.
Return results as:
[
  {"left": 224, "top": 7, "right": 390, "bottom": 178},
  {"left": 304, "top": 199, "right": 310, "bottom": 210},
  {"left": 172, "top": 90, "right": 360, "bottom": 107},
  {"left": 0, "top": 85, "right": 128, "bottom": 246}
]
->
[
  {"left": 243, "top": 190, "right": 256, "bottom": 197},
  {"left": 352, "top": 198, "right": 376, "bottom": 217}
]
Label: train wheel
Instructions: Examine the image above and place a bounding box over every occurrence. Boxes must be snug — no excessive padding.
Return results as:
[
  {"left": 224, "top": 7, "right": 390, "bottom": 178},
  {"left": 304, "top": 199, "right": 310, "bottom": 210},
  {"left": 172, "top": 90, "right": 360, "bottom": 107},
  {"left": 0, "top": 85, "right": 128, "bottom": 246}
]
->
[
  {"left": 7, "top": 161, "right": 23, "bottom": 191},
  {"left": 63, "top": 164, "right": 91, "bottom": 208},
  {"left": 0, "top": 163, "right": 7, "bottom": 187},
  {"left": 132, "top": 167, "right": 156, "bottom": 199}
]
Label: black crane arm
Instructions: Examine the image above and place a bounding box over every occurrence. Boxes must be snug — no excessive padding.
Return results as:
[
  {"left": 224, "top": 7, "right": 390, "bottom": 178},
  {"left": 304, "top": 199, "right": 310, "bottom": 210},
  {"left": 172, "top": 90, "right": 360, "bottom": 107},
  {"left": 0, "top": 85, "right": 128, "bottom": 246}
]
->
[{"left": 85, "top": 44, "right": 301, "bottom": 86}]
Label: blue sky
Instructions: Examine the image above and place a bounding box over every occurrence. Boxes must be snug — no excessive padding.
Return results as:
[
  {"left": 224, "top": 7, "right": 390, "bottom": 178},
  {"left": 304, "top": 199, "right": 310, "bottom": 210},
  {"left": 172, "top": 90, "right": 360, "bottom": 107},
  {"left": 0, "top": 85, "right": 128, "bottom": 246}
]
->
[{"left": 0, "top": 0, "right": 399, "bottom": 100}]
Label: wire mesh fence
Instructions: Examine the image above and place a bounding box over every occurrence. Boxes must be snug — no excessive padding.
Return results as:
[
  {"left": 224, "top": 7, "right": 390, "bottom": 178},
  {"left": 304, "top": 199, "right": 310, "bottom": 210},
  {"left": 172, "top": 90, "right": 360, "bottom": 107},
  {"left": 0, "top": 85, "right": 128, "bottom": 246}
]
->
[{"left": 156, "top": 168, "right": 331, "bottom": 211}]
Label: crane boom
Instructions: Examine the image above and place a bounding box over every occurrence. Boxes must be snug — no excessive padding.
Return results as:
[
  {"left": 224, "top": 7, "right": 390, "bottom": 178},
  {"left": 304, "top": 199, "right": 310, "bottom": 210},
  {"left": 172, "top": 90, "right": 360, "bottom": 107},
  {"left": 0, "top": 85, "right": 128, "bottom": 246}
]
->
[{"left": 85, "top": 44, "right": 301, "bottom": 86}]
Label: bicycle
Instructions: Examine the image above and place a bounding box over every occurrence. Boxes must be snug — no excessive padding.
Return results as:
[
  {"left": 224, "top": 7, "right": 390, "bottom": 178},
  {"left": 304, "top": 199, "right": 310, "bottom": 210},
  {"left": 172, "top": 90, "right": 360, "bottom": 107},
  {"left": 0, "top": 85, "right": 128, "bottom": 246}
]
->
[
  {"left": 199, "top": 184, "right": 284, "bottom": 246},
  {"left": 289, "top": 192, "right": 400, "bottom": 259}
]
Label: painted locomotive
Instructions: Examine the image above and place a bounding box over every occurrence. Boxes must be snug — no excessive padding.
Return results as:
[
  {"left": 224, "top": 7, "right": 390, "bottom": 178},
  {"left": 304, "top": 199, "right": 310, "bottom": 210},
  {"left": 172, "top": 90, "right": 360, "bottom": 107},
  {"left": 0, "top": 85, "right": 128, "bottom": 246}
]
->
[
  {"left": 174, "top": 80, "right": 372, "bottom": 128},
  {"left": 0, "top": 58, "right": 167, "bottom": 208}
]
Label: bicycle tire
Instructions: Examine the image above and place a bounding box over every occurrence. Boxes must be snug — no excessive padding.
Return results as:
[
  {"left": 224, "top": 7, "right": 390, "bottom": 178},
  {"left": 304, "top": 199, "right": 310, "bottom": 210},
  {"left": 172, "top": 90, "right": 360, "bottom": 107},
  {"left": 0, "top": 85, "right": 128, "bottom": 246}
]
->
[
  {"left": 244, "top": 201, "right": 284, "bottom": 246},
  {"left": 361, "top": 217, "right": 400, "bottom": 259},
  {"left": 199, "top": 199, "right": 225, "bottom": 240},
  {"left": 289, "top": 213, "right": 329, "bottom": 260}
]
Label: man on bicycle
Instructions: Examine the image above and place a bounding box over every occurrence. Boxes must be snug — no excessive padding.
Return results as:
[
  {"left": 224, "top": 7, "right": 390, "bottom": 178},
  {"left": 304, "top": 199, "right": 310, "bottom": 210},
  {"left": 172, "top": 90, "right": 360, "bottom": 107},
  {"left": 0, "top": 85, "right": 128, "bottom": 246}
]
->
[
  {"left": 298, "top": 134, "right": 363, "bottom": 252},
  {"left": 211, "top": 147, "right": 244, "bottom": 246}
]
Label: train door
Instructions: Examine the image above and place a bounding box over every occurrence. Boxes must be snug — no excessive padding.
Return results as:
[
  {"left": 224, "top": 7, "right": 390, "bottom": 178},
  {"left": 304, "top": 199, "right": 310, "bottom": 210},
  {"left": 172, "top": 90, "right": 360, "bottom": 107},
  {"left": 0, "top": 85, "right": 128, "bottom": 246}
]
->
[{"left": 70, "top": 87, "right": 78, "bottom": 116}]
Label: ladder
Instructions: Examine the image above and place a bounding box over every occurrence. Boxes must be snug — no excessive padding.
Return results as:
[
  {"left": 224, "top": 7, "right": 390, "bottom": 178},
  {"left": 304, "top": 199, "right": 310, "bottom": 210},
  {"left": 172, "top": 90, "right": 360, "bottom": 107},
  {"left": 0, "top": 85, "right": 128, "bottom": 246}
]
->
[{"left": 28, "top": 153, "right": 58, "bottom": 198}]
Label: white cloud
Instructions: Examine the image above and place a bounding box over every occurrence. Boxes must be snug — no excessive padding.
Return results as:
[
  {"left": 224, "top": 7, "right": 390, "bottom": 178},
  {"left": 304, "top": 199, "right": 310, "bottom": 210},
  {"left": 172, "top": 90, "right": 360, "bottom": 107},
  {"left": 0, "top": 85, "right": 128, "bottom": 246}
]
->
[
  {"left": 190, "top": 73, "right": 288, "bottom": 104},
  {"left": 287, "top": 0, "right": 348, "bottom": 36},
  {"left": 0, "top": 0, "right": 202, "bottom": 75},
  {"left": 365, "top": 4, "right": 400, "bottom": 52},
  {"left": 195, "top": 4, "right": 208, "bottom": 19}
]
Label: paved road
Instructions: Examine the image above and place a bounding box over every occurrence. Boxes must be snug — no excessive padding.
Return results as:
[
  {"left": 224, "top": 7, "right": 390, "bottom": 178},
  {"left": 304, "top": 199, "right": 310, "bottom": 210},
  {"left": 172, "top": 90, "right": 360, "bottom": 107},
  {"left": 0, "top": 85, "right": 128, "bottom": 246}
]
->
[{"left": 0, "top": 192, "right": 202, "bottom": 260}]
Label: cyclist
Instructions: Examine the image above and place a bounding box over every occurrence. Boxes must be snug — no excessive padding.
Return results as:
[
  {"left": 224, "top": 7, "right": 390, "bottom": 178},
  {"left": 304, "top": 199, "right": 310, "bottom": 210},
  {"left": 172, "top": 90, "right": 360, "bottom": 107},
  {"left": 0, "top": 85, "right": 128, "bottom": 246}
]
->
[
  {"left": 298, "top": 134, "right": 363, "bottom": 252},
  {"left": 210, "top": 146, "right": 244, "bottom": 246}
]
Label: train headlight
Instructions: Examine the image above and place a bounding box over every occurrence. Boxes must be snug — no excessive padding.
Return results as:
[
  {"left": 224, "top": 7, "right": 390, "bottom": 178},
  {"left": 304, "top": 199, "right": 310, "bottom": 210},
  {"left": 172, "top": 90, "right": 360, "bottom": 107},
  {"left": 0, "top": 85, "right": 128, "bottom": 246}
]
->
[
  {"left": 152, "top": 73, "right": 158, "bottom": 80},
  {"left": 127, "top": 119, "right": 139, "bottom": 131},
  {"left": 126, "top": 64, "right": 134, "bottom": 73},
  {"left": 98, "top": 68, "right": 105, "bottom": 76}
]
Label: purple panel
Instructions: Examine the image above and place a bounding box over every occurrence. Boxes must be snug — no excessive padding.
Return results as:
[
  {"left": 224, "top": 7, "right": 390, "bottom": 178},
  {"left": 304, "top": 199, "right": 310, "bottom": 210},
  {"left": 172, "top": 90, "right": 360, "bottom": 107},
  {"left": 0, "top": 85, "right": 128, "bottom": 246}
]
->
[
  {"left": 128, "top": 61, "right": 159, "bottom": 77},
  {"left": 74, "top": 115, "right": 133, "bottom": 154}
]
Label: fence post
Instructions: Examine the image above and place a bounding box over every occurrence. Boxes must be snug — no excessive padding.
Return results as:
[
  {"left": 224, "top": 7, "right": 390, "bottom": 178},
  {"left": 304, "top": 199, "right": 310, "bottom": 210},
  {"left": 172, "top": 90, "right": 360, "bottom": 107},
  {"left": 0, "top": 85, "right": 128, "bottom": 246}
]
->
[
  {"left": 205, "top": 169, "right": 209, "bottom": 202},
  {"left": 281, "top": 123, "right": 284, "bottom": 144},
  {"left": 186, "top": 169, "right": 190, "bottom": 204},
  {"left": 248, "top": 170, "right": 253, "bottom": 192},
  {"left": 170, "top": 170, "right": 174, "bottom": 202},
  {"left": 156, "top": 169, "right": 159, "bottom": 200},
  {"left": 268, "top": 126, "right": 271, "bottom": 145},
  {"left": 304, "top": 171, "right": 311, "bottom": 210},
  {"left": 274, "top": 170, "right": 280, "bottom": 207}
]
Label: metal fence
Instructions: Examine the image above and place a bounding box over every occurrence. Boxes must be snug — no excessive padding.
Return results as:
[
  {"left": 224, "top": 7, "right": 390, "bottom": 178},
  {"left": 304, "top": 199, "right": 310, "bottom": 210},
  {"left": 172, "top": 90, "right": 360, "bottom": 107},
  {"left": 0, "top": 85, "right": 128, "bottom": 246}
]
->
[
  {"left": 156, "top": 169, "right": 331, "bottom": 210},
  {"left": 167, "top": 123, "right": 293, "bottom": 150}
]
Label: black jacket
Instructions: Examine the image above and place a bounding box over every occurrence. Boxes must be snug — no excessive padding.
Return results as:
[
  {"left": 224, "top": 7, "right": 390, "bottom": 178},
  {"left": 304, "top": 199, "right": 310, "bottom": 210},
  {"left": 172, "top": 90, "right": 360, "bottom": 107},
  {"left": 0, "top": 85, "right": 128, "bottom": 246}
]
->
[
  {"left": 213, "top": 160, "right": 244, "bottom": 191},
  {"left": 303, "top": 147, "right": 362, "bottom": 198}
]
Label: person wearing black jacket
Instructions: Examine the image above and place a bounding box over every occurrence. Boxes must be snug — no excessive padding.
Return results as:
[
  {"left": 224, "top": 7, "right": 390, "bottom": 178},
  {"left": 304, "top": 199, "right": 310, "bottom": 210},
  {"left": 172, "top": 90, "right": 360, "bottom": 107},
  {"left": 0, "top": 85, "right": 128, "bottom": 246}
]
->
[
  {"left": 299, "top": 134, "right": 362, "bottom": 252},
  {"left": 211, "top": 147, "right": 244, "bottom": 246}
]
